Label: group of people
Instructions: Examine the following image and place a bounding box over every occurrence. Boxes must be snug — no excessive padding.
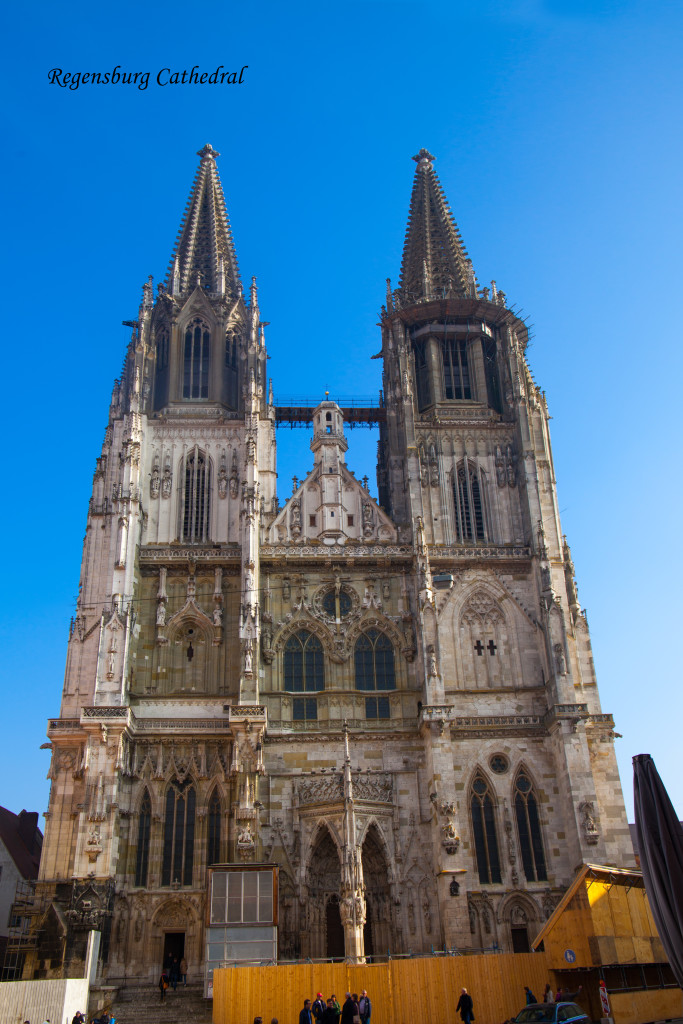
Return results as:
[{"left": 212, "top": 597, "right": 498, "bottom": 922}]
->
[
  {"left": 299, "top": 990, "right": 372, "bottom": 1024},
  {"left": 158, "top": 954, "right": 189, "bottom": 999},
  {"left": 524, "top": 984, "right": 583, "bottom": 1005}
]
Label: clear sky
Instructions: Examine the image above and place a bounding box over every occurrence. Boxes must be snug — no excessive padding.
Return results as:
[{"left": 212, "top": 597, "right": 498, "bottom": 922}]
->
[{"left": 1, "top": 0, "right": 681, "bottom": 829}]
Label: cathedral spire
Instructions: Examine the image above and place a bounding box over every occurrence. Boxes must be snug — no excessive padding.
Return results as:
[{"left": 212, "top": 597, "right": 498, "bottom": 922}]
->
[
  {"left": 398, "top": 149, "right": 476, "bottom": 302},
  {"left": 167, "top": 144, "right": 242, "bottom": 296}
]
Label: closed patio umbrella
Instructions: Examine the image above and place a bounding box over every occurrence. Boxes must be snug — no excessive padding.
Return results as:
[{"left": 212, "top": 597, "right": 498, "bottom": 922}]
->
[{"left": 633, "top": 753, "right": 683, "bottom": 988}]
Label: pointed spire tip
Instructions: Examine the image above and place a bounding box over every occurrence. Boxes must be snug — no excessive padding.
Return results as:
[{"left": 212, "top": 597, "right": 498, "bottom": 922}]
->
[
  {"left": 412, "top": 148, "right": 435, "bottom": 169},
  {"left": 197, "top": 143, "right": 220, "bottom": 160}
]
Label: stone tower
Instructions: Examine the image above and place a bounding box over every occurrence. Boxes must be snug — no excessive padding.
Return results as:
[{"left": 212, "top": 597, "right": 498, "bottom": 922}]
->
[{"left": 32, "top": 146, "right": 633, "bottom": 985}]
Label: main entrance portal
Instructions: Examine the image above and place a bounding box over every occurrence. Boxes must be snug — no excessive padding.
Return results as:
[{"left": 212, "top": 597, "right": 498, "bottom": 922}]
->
[{"left": 163, "top": 930, "right": 185, "bottom": 967}]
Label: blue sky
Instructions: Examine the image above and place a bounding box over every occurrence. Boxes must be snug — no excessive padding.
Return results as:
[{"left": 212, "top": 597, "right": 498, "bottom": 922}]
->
[{"left": 1, "top": 0, "right": 681, "bottom": 827}]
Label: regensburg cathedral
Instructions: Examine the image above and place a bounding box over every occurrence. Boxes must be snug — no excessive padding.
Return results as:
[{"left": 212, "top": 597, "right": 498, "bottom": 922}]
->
[{"left": 35, "top": 145, "right": 633, "bottom": 984}]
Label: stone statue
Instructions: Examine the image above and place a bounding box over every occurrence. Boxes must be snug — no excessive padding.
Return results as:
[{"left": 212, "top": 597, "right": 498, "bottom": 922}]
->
[
  {"left": 495, "top": 445, "right": 506, "bottom": 488},
  {"left": 161, "top": 456, "right": 172, "bottom": 499},
  {"left": 150, "top": 455, "right": 161, "bottom": 498},
  {"left": 290, "top": 499, "right": 301, "bottom": 536},
  {"left": 218, "top": 456, "right": 228, "bottom": 499},
  {"left": 362, "top": 502, "right": 374, "bottom": 537}
]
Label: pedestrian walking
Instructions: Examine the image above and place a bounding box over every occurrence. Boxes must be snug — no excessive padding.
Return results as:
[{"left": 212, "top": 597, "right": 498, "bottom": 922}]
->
[
  {"left": 524, "top": 987, "right": 536, "bottom": 1005},
  {"left": 456, "top": 988, "right": 475, "bottom": 1024},
  {"left": 158, "top": 969, "right": 169, "bottom": 1002},
  {"left": 543, "top": 985, "right": 554, "bottom": 1003}
]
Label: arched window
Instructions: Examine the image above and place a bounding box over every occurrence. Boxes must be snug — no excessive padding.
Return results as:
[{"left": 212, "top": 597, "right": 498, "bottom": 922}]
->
[
  {"left": 182, "top": 448, "right": 211, "bottom": 542},
  {"left": 283, "top": 630, "right": 324, "bottom": 691},
  {"left": 453, "top": 462, "right": 487, "bottom": 543},
  {"left": 514, "top": 773, "right": 547, "bottom": 882},
  {"left": 471, "top": 775, "right": 502, "bottom": 884},
  {"left": 442, "top": 338, "right": 472, "bottom": 399},
  {"left": 355, "top": 630, "right": 396, "bottom": 691},
  {"left": 162, "top": 778, "right": 196, "bottom": 887},
  {"left": 207, "top": 789, "right": 222, "bottom": 866},
  {"left": 134, "top": 790, "right": 151, "bottom": 887},
  {"left": 183, "top": 318, "right": 210, "bottom": 399}
]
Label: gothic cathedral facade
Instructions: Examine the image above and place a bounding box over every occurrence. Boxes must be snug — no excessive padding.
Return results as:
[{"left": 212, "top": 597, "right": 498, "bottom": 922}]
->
[{"left": 36, "top": 145, "right": 633, "bottom": 983}]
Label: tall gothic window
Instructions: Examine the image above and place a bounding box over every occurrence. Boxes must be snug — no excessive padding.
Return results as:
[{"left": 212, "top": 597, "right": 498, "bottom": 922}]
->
[
  {"left": 182, "top": 448, "right": 211, "bottom": 542},
  {"left": 442, "top": 338, "right": 472, "bottom": 399},
  {"left": 355, "top": 630, "right": 396, "bottom": 691},
  {"left": 162, "top": 778, "right": 195, "bottom": 887},
  {"left": 207, "top": 789, "right": 222, "bottom": 867},
  {"left": 283, "top": 631, "right": 324, "bottom": 691},
  {"left": 134, "top": 790, "right": 151, "bottom": 887},
  {"left": 413, "top": 341, "right": 431, "bottom": 411},
  {"left": 471, "top": 775, "right": 502, "bottom": 884},
  {"left": 514, "top": 772, "right": 547, "bottom": 882},
  {"left": 453, "top": 461, "right": 487, "bottom": 543},
  {"left": 224, "top": 331, "right": 237, "bottom": 368},
  {"left": 483, "top": 339, "right": 502, "bottom": 414},
  {"left": 156, "top": 328, "right": 169, "bottom": 371},
  {"left": 183, "top": 318, "right": 210, "bottom": 399}
]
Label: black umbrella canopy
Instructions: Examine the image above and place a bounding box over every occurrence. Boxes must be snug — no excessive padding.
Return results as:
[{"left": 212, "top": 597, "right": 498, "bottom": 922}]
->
[{"left": 633, "top": 753, "right": 683, "bottom": 988}]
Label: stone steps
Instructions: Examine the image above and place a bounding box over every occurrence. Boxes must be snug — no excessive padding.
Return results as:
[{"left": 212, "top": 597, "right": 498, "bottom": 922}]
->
[{"left": 111, "top": 983, "right": 213, "bottom": 1024}]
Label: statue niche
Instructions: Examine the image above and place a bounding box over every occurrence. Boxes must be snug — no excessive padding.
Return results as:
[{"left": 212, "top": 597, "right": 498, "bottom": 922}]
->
[{"left": 164, "top": 619, "right": 213, "bottom": 694}]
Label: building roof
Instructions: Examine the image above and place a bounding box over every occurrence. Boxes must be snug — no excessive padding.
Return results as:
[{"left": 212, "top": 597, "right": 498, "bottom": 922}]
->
[
  {"left": 0, "top": 806, "right": 43, "bottom": 879},
  {"left": 531, "top": 862, "right": 646, "bottom": 951},
  {"left": 166, "top": 143, "right": 242, "bottom": 296},
  {"left": 398, "top": 149, "right": 477, "bottom": 303}
]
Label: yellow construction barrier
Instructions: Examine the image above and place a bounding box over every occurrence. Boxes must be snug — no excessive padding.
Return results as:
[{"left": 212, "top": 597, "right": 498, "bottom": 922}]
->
[{"left": 214, "top": 952, "right": 554, "bottom": 1024}]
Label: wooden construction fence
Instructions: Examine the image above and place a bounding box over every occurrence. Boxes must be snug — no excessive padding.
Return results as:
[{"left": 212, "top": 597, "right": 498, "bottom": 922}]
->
[{"left": 214, "top": 952, "right": 554, "bottom": 1024}]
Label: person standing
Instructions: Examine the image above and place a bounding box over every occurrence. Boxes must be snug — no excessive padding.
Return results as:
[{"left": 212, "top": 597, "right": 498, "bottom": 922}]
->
[
  {"left": 524, "top": 987, "right": 537, "bottom": 1005},
  {"left": 300, "top": 999, "right": 314, "bottom": 1024},
  {"left": 158, "top": 969, "right": 169, "bottom": 1002},
  {"left": 543, "top": 985, "right": 555, "bottom": 1003},
  {"left": 341, "top": 993, "right": 356, "bottom": 1024},
  {"left": 358, "top": 991, "right": 371, "bottom": 1024},
  {"left": 330, "top": 995, "right": 341, "bottom": 1022},
  {"left": 456, "top": 988, "right": 475, "bottom": 1024},
  {"left": 179, "top": 957, "right": 188, "bottom": 986},
  {"left": 170, "top": 955, "right": 179, "bottom": 991},
  {"left": 312, "top": 994, "right": 326, "bottom": 1023},
  {"left": 322, "top": 999, "right": 338, "bottom": 1024}
]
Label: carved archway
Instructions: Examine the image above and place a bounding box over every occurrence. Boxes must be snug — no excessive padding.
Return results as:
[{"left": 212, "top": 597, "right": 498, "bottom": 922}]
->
[
  {"left": 361, "top": 823, "right": 392, "bottom": 957},
  {"left": 306, "top": 826, "right": 343, "bottom": 958}
]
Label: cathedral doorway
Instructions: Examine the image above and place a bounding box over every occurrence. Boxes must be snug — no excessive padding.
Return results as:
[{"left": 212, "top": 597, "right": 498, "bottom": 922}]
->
[
  {"left": 163, "top": 931, "right": 185, "bottom": 967},
  {"left": 325, "top": 896, "right": 344, "bottom": 959},
  {"left": 307, "top": 826, "right": 342, "bottom": 959},
  {"left": 361, "top": 825, "right": 392, "bottom": 955},
  {"left": 511, "top": 926, "right": 530, "bottom": 952}
]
